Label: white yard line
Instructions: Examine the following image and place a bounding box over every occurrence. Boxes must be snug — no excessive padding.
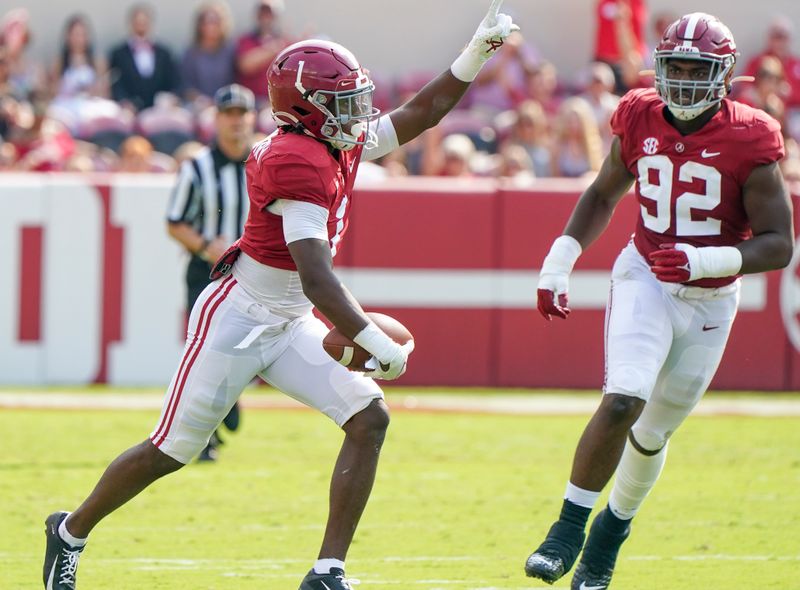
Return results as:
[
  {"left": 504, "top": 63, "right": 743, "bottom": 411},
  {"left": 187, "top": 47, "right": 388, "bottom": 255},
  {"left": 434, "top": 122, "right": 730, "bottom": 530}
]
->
[
  {"left": 1, "top": 390, "right": 800, "bottom": 416},
  {"left": 3, "top": 551, "right": 797, "bottom": 589}
]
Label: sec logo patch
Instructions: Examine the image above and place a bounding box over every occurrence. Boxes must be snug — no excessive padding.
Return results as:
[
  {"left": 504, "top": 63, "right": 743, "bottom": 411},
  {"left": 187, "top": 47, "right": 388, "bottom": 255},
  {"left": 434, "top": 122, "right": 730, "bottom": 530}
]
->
[{"left": 643, "top": 137, "right": 659, "bottom": 155}]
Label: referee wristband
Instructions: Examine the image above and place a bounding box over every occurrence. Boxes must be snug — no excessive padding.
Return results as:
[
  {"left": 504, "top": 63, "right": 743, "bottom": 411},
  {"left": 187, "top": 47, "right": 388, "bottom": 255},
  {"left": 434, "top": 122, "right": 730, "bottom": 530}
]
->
[
  {"left": 194, "top": 238, "right": 211, "bottom": 256},
  {"left": 195, "top": 238, "right": 210, "bottom": 257}
]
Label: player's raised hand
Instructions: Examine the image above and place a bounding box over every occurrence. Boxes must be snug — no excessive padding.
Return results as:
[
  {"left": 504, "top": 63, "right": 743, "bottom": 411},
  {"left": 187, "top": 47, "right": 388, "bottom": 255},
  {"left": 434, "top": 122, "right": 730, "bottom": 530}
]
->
[
  {"left": 536, "top": 235, "right": 583, "bottom": 321},
  {"left": 484, "top": 0, "right": 503, "bottom": 24},
  {"left": 473, "top": 0, "right": 520, "bottom": 58},
  {"left": 451, "top": 0, "right": 520, "bottom": 81}
]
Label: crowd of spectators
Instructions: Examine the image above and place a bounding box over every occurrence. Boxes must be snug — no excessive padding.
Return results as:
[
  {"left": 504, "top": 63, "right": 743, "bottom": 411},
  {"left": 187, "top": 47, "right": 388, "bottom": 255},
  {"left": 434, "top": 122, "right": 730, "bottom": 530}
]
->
[{"left": 1, "top": 0, "right": 799, "bottom": 189}]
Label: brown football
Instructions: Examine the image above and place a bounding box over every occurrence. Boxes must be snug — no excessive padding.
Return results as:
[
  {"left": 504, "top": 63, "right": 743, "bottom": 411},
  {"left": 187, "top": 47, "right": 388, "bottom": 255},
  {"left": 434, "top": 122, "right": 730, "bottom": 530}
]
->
[{"left": 323, "top": 312, "right": 414, "bottom": 371}]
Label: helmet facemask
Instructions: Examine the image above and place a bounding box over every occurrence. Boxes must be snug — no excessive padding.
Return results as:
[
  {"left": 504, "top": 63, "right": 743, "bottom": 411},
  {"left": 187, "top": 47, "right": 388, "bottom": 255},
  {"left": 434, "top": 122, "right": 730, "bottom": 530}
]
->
[
  {"left": 310, "top": 84, "right": 380, "bottom": 151},
  {"left": 292, "top": 59, "right": 380, "bottom": 151},
  {"left": 655, "top": 52, "right": 735, "bottom": 121}
]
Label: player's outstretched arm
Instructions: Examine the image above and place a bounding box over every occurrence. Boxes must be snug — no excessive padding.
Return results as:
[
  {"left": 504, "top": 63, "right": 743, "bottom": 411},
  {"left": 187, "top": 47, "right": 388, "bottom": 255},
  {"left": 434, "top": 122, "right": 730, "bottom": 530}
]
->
[
  {"left": 536, "top": 138, "right": 634, "bottom": 320},
  {"left": 388, "top": 0, "right": 519, "bottom": 146}
]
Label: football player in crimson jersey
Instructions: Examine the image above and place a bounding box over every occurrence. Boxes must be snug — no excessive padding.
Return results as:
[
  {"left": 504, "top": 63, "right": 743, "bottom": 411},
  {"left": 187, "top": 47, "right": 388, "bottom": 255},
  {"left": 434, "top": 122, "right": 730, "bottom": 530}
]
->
[
  {"left": 41, "top": 3, "right": 518, "bottom": 590},
  {"left": 525, "top": 13, "right": 794, "bottom": 590}
]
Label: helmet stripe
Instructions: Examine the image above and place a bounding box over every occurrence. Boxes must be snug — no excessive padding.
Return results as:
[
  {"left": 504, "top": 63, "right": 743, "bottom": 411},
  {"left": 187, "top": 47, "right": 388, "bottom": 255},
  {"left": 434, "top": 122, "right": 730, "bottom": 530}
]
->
[
  {"left": 681, "top": 13, "right": 701, "bottom": 48},
  {"left": 295, "top": 60, "right": 307, "bottom": 95}
]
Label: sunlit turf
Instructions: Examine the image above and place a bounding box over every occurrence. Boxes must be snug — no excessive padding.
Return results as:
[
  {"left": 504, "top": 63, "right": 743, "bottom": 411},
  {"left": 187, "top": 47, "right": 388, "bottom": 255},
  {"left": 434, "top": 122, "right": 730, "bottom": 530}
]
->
[{"left": 3, "top": 389, "right": 799, "bottom": 589}]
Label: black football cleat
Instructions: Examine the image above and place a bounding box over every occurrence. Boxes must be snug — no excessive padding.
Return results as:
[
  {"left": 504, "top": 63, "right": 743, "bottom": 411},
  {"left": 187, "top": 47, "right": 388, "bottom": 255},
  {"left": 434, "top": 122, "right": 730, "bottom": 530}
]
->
[
  {"left": 43, "top": 512, "right": 85, "bottom": 590},
  {"left": 222, "top": 401, "right": 241, "bottom": 431},
  {"left": 570, "top": 509, "right": 631, "bottom": 590},
  {"left": 525, "top": 520, "right": 586, "bottom": 584},
  {"left": 298, "top": 568, "right": 359, "bottom": 590},
  {"left": 197, "top": 431, "right": 223, "bottom": 462}
]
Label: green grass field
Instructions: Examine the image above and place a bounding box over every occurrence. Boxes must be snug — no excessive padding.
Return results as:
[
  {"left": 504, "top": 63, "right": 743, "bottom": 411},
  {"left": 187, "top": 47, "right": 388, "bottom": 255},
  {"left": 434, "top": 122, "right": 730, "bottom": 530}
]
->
[{"left": 3, "top": 389, "right": 800, "bottom": 589}]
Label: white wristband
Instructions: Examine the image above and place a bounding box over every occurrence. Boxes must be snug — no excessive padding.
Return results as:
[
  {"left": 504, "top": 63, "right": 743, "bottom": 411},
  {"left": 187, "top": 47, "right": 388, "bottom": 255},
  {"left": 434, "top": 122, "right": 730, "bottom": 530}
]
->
[
  {"left": 541, "top": 235, "right": 583, "bottom": 275},
  {"left": 695, "top": 246, "right": 743, "bottom": 279},
  {"left": 450, "top": 50, "right": 486, "bottom": 83},
  {"left": 353, "top": 322, "right": 401, "bottom": 365}
]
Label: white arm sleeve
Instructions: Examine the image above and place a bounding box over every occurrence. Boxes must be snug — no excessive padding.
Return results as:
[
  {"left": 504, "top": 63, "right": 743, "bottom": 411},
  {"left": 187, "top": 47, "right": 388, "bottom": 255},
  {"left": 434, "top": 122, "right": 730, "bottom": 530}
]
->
[
  {"left": 269, "top": 199, "right": 329, "bottom": 244},
  {"left": 363, "top": 114, "right": 400, "bottom": 162}
]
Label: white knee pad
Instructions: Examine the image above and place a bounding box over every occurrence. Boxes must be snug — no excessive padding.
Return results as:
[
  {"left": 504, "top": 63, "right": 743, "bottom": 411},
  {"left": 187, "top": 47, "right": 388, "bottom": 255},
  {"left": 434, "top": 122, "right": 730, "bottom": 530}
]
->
[{"left": 630, "top": 426, "right": 669, "bottom": 453}]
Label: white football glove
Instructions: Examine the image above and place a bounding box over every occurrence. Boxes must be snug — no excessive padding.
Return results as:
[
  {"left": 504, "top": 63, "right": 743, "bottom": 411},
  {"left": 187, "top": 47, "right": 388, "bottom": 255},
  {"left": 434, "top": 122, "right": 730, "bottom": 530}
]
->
[
  {"left": 353, "top": 322, "right": 415, "bottom": 381},
  {"left": 451, "top": 0, "right": 521, "bottom": 82},
  {"left": 364, "top": 340, "right": 415, "bottom": 380}
]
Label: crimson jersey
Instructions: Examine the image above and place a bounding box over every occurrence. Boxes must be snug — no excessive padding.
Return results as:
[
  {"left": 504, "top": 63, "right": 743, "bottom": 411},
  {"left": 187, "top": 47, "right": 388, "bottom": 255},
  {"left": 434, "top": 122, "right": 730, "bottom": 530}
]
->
[
  {"left": 239, "top": 129, "right": 362, "bottom": 271},
  {"left": 611, "top": 88, "right": 784, "bottom": 287}
]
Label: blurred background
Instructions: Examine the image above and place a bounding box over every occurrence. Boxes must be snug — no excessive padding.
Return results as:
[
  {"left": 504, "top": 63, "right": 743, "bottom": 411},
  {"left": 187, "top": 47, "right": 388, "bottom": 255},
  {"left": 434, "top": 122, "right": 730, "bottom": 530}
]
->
[{"left": 2, "top": 0, "right": 800, "bottom": 390}]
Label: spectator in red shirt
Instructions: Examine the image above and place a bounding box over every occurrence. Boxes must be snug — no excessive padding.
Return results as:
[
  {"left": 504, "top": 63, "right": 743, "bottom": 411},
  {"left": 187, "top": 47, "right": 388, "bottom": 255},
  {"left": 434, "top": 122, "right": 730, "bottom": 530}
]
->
[
  {"left": 594, "top": 0, "right": 648, "bottom": 93},
  {"left": 235, "top": 0, "right": 291, "bottom": 104},
  {"left": 745, "top": 17, "right": 800, "bottom": 108},
  {"left": 8, "top": 93, "right": 75, "bottom": 171}
]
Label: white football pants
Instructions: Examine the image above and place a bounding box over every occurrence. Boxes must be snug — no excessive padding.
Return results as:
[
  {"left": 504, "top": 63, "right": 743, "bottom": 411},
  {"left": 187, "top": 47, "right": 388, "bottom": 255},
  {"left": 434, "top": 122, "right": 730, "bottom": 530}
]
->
[
  {"left": 149, "top": 275, "right": 383, "bottom": 463},
  {"left": 603, "top": 243, "right": 740, "bottom": 518}
]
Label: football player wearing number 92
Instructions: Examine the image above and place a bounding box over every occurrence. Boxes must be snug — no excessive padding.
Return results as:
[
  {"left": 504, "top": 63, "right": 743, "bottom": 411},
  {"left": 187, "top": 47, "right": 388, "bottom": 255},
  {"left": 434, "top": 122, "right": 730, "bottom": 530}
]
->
[
  {"left": 525, "top": 12, "right": 794, "bottom": 590},
  {"left": 41, "top": 3, "right": 518, "bottom": 590}
]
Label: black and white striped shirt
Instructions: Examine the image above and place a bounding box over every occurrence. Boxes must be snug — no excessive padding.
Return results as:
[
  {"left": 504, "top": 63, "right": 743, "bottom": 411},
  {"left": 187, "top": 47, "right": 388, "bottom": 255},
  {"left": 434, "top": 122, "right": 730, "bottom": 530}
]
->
[{"left": 166, "top": 144, "right": 249, "bottom": 244}]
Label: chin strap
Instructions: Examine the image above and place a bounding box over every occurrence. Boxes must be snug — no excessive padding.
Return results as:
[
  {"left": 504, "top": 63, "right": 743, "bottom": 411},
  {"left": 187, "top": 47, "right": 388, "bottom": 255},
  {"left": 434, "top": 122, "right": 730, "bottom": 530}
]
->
[{"left": 668, "top": 104, "right": 711, "bottom": 121}]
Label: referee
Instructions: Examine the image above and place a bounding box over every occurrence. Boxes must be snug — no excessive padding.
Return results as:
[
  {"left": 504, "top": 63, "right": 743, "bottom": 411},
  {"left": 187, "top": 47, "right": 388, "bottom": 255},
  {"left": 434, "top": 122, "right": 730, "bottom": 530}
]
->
[{"left": 166, "top": 84, "right": 256, "bottom": 461}]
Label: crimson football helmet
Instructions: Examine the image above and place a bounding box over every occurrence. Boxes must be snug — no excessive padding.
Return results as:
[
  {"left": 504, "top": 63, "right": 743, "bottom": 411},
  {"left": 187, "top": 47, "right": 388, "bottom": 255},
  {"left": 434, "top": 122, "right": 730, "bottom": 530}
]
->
[
  {"left": 268, "top": 39, "right": 378, "bottom": 151},
  {"left": 654, "top": 12, "right": 738, "bottom": 121}
]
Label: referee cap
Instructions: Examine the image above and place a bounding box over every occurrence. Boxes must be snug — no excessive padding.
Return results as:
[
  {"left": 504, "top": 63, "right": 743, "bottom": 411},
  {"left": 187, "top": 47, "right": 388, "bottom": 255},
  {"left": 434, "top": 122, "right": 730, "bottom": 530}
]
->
[{"left": 214, "top": 84, "right": 256, "bottom": 111}]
